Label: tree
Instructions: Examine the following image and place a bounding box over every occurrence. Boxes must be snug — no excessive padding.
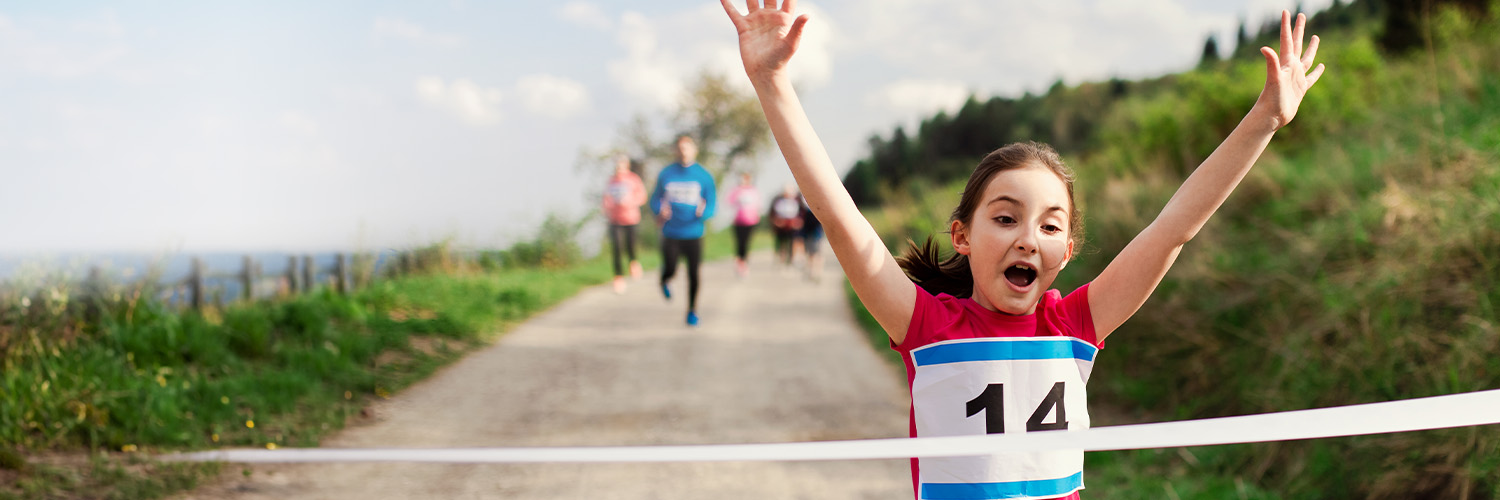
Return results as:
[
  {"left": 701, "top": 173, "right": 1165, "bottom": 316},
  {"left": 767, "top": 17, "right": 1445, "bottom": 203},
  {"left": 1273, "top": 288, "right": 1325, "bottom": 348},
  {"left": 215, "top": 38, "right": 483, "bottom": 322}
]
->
[
  {"left": 1199, "top": 34, "right": 1221, "bottom": 67},
  {"left": 672, "top": 71, "right": 773, "bottom": 180},
  {"left": 580, "top": 70, "right": 772, "bottom": 188}
]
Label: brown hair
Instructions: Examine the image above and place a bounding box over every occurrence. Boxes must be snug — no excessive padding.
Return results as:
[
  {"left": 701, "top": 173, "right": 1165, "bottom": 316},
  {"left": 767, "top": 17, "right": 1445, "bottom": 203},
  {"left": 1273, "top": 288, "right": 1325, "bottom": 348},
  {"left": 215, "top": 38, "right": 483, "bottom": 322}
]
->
[{"left": 896, "top": 142, "right": 1083, "bottom": 298}]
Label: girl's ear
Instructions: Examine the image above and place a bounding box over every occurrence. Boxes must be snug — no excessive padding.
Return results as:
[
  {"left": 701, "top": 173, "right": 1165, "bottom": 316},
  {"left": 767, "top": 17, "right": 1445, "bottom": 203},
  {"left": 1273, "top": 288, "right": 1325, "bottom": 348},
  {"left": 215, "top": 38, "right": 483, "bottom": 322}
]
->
[
  {"left": 1059, "top": 239, "right": 1075, "bottom": 271},
  {"left": 950, "top": 220, "right": 971, "bottom": 256}
]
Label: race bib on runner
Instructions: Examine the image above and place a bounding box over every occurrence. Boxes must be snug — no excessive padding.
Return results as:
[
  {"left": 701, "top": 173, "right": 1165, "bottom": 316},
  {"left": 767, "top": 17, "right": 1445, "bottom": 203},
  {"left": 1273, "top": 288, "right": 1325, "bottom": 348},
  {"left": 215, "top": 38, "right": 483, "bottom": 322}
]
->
[
  {"left": 910, "top": 337, "right": 1096, "bottom": 500},
  {"left": 772, "top": 198, "right": 801, "bottom": 219},
  {"left": 607, "top": 181, "right": 631, "bottom": 200},
  {"left": 664, "top": 181, "right": 702, "bottom": 206}
]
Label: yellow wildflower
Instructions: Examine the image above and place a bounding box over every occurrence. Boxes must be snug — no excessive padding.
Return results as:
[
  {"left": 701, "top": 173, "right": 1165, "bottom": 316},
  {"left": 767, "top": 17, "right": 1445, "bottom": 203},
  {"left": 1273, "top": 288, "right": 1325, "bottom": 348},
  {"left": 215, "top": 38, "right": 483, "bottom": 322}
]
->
[
  {"left": 121, "top": 444, "right": 137, "bottom": 453},
  {"left": 211, "top": 433, "right": 220, "bottom": 442},
  {"left": 245, "top": 420, "right": 255, "bottom": 429},
  {"left": 265, "top": 443, "right": 278, "bottom": 450}
]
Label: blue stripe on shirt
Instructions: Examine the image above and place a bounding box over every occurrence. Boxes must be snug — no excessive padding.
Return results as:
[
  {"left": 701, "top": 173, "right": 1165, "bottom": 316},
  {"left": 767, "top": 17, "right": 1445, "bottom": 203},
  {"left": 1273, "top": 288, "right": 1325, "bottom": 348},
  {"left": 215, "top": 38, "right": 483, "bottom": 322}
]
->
[
  {"left": 921, "top": 472, "right": 1083, "bottom": 499},
  {"left": 912, "top": 338, "right": 1097, "bottom": 367}
]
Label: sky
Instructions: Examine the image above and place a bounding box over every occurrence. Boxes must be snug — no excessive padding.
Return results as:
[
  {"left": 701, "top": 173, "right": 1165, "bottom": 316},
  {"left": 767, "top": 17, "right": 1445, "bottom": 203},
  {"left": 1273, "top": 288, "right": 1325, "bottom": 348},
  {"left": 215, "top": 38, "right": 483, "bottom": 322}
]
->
[{"left": 0, "top": 0, "right": 1332, "bottom": 254}]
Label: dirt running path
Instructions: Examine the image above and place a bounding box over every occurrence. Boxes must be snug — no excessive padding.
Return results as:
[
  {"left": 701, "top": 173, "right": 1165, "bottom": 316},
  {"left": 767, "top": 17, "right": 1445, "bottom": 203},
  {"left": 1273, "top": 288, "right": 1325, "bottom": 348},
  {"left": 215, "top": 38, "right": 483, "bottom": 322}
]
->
[{"left": 181, "top": 251, "right": 912, "bottom": 499}]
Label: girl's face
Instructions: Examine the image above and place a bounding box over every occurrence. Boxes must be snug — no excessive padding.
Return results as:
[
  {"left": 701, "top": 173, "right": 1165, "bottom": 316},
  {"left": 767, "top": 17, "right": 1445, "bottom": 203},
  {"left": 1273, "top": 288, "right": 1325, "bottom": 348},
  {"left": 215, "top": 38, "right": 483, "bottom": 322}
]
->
[{"left": 951, "top": 164, "right": 1074, "bottom": 315}]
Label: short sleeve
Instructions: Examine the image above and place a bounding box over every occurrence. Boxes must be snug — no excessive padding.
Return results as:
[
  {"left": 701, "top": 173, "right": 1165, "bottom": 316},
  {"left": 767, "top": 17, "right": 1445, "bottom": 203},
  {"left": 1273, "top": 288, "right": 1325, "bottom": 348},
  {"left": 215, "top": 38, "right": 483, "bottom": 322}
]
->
[
  {"left": 1050, "top": 283, "right": 1101, "bottom": 348},
  {"left": 894, "top": 283, "right": 964, "bottom": 352}
]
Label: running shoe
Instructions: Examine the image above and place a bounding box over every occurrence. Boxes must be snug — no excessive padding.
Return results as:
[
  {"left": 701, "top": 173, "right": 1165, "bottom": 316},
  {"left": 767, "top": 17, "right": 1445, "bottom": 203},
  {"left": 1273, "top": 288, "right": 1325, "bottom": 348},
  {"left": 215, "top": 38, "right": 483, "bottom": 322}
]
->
[
  {"left": 686, "top": 311, "right": 699, "bottom": 326},
  {"left": 661, "top": 283, "right": 672, "bottom": 300},
  {"left": 612, "top": 276, "right": 626, "bottom": 294}
]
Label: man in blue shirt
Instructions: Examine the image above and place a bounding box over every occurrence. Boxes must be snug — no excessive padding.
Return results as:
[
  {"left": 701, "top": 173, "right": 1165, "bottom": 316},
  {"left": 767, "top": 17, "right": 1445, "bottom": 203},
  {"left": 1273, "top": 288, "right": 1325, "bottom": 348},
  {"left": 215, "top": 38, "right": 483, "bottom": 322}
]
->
[{"left": 649, "top": 135, "right": 717, "bottom": 326}]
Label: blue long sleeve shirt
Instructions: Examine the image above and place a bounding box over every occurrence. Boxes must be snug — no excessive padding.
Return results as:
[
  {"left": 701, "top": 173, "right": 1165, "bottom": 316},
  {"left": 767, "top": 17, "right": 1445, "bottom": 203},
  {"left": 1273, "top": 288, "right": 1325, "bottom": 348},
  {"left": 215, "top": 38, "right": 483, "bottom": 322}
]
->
[{"left": 649, "top": 162, "right": 717, "bottom": 240}]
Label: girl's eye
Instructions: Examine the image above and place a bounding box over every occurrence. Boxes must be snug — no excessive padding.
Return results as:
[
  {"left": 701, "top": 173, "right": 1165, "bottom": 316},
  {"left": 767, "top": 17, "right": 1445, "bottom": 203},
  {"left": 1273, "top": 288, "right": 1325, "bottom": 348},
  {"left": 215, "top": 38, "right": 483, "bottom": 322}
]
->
[
  {"left": 994, "top": 216, "right": 1016, "bottom": 225},
  {"left": 1042, "top": 224, "right": 1062, "bottom": 233}
]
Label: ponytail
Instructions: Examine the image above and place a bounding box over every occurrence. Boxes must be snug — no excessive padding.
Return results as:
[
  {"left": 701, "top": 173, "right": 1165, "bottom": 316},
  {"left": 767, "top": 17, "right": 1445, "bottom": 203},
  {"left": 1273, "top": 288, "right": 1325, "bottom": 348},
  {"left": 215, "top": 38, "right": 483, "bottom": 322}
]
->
[{"left": 897, "top": 236, "right": 975, "bottom": 298}]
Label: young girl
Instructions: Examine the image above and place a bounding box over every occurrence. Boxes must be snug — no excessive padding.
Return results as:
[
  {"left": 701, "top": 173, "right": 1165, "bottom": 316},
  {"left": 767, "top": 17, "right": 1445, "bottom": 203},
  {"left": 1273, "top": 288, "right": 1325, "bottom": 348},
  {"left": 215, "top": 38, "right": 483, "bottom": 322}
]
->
[
  {"left": 719, "top": 2, "right": 1324, "bottom": 499},
  {"left": 729, "top": 172, "right": 763, "bottom": 277},
  {"left": 603, "top": 154, "right": 647, "bottom": 293}
]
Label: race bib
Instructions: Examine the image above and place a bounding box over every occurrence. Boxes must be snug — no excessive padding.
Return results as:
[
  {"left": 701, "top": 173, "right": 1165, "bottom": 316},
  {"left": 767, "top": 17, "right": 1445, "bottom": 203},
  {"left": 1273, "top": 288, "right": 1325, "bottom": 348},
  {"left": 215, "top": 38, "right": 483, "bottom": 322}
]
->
[
  {"left": 772, "top": 198, "right": 801, "bottom": 219},
  {"left": 664, "top": 181, "right": 702, "bottom": 205},
  {"left": 606, "top": 181, "right": 631, "bottom": 200},
  {"left": 910, "top": 337, "right": 1097, "bottom": 500}
]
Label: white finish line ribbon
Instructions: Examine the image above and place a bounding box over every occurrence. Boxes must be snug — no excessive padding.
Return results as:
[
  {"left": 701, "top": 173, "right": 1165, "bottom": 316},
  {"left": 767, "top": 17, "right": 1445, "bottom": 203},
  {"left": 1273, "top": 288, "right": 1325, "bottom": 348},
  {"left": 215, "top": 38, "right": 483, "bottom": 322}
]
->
[{"left": 163, "top": 389, "right": 1500, "bottom": 464}]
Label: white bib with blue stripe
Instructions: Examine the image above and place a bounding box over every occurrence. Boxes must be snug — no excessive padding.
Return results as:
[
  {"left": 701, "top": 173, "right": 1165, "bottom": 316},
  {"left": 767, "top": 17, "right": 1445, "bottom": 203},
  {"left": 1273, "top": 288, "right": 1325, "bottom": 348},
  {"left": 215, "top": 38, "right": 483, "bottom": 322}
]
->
[{"left": 910, "top": 337, "right": 1097, "bottom": 500}]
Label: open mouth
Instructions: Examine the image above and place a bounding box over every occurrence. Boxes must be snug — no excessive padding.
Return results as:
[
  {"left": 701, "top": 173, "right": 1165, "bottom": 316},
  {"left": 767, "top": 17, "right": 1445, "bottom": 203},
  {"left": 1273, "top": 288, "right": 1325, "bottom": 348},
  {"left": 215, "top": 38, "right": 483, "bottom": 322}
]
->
[{"left": 1004, "top": 264, "right": 1037, "bottom": 288}]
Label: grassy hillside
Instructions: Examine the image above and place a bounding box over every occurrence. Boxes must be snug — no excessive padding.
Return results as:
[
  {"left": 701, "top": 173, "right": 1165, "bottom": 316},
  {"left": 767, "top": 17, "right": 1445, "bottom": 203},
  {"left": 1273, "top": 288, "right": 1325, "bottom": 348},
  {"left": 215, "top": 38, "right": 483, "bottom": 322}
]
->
[{"left": 851, "top": 5, "right": 1500, "bottom": 499}]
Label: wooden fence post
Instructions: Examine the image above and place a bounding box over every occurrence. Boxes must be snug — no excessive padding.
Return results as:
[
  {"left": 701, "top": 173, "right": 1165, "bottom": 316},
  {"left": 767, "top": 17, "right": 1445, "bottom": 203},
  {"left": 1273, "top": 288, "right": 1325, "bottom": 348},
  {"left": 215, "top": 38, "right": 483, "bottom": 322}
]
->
[
  {"left": 303, "top": 255, "right": 316, "bottom": 293},
  {"left": 335, "top": 253, "right": 349, "bottom": 294},
  {"left": 241, "top": 255, "right": 255, "bottom": 303},
  {"left": 189, "top": 257, "right": 205, "bottom": 311},
  {"left": 285, "top": 256, "right": 299, "bottom": 295}
]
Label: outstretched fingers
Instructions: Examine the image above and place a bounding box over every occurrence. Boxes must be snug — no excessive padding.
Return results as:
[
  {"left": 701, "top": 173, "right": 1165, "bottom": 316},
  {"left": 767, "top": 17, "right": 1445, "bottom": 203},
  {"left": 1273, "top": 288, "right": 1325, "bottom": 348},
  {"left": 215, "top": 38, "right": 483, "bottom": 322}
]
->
[
  {"left": 1293, "top": 12, "right": 1306, "bottom": 56},
  {"left": 1261, "top": 46, "right": 1282, "bottom": 82},
  {"left": 1279, "top": 10, "right": 1294, "bottom": 61},
  {"left": 720, "top": 0, "right": 746, "bottom": 28},
  {"left": 1301, "top": 34, "right": 1321, "bottom": 68},
  {"left": 1306, "top": 63, "right": 1326, "bottom": 87},
  {"left": 781, "top": 0, "right": 797, "bottom": 14},
  {"left": 786, "top": 13, "right": 810, "bottom": 47}
]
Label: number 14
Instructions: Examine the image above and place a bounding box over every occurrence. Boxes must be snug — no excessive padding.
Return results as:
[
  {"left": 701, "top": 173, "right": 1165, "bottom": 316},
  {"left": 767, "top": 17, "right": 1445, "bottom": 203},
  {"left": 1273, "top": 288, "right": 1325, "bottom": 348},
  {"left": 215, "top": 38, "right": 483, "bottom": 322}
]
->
[{"left": 965, "top": 382, "right": 1068, "bottom": 434}]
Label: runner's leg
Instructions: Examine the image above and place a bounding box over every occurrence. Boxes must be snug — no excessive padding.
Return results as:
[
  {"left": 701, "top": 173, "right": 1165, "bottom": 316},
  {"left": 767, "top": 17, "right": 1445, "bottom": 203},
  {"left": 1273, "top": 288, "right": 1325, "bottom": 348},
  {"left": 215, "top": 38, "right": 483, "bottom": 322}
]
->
[
  {"left": 734, "top": 225, "right": 752, "bottom": 261},
  {"left": 624, "top": 224, "right": 638, "bottom": 262},
  {"left": 660, "top": 237, "right": 681, "bottom": 299},
  {"left": 610, "top": 224, "right": 625, "bottom": 277},
  {"left": 685, "top": 237, "right": 703, "bottom": 312}
]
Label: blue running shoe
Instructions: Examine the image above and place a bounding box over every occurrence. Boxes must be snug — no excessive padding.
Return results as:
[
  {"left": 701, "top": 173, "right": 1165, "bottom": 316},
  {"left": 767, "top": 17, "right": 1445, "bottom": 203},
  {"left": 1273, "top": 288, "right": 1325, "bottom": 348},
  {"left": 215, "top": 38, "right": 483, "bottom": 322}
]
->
[
  {"left": 686, "top": 311, "right": 699, "bottom": 326},
  {"left": 661, "top": 283, "right": 672, "bottom": 300}
]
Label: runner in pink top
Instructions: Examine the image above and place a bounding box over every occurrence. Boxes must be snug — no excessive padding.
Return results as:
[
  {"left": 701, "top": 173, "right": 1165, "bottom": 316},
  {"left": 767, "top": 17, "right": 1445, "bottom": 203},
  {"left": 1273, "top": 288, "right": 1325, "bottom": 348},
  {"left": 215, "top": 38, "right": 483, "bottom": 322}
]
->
[
  {"left": 728, "top": 172, "right": 762, "bottom": 277},
  {"left": 721, "top": 2, "right": 1325, "bottom": 498},
  {"left": 602, "top": 154, "right": 646, "bottom": 293}
]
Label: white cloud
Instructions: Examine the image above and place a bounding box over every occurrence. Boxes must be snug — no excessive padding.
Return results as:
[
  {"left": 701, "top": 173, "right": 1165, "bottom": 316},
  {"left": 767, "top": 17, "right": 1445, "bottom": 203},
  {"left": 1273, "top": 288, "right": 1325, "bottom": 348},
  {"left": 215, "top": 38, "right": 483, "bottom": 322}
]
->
[
  {"left": 416, "top": 76, "right": 503, "bottom": 125},
  {"left": 514, "top": 74, "right": 591, "bottom": 120},
  {"left": 602, "top": 4, "right": 836, "bottom": 112},
  {"left": 559, "top": 2, "right": 612, "bottom": 31},
  {"left": 0, "top": 13, "right": 133, "bottom": 80},
  {"left": 373, "top": 17, "right": 463, "bottom": 48},
  {"left": 782, "top": 5, "right": 835, "bottom": 89},
  {"left": 867, "top": 79, "right": 972, "bottom": 117},
  {"left": 839, "top": 0, "right": 1241, "bottom": 96},
  {"left": 279, "top": 110, "right": 319, "bottom": 137},
  {"left": 607, "top": 12, "right": 684, "bottom": 110}
]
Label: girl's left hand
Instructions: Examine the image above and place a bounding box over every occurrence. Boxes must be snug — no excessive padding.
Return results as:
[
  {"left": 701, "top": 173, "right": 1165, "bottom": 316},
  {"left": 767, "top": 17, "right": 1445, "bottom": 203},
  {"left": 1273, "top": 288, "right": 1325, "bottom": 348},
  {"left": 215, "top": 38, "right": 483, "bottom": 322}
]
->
[{"left": 1255, "top": 10, "right": 1326, "bottom": 131}]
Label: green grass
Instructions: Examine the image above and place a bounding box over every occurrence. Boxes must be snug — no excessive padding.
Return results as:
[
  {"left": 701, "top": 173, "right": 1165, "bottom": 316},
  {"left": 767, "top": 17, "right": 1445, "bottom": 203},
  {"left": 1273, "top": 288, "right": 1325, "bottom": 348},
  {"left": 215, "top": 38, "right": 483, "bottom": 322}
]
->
[{"left": 0, "top": 226, "right": 752, "bottom": 499}]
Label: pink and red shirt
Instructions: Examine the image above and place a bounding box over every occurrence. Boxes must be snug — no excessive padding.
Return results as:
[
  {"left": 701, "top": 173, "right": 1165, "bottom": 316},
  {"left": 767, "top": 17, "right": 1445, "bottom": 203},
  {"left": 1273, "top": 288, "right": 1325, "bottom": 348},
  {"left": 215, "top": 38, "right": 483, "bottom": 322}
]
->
[
  {"left": 729, "top": 185, "right": 762, "bottom": 227},
  {"left": 894, "top": 282, "right": 1100, "bottom": 500},
  {"left": 603, "top": 171, "right": 647, "bottom": 226}
]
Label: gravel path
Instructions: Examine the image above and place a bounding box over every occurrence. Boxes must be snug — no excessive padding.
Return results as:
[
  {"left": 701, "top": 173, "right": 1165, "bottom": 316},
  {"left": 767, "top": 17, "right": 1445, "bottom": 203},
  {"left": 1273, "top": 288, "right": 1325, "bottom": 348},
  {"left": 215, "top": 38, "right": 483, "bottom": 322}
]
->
[{"left": 181, "top": 251, "right": 912, "bottom": 499}]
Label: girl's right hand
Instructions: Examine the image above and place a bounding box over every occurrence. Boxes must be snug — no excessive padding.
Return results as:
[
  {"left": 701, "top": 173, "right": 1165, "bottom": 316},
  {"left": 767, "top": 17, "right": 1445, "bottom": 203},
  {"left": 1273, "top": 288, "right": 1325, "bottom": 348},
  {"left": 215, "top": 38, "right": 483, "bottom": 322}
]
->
[{"left": 719, "top": 0, "right": 810, "bottom": 84}]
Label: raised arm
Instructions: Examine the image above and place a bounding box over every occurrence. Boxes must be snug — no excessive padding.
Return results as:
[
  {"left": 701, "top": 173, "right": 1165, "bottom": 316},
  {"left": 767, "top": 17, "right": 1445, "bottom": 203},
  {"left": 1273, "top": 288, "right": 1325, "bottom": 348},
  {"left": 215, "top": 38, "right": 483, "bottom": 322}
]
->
[
  {"left": 1090, "top": 10, "right": 1326, "bottom": 341},
  {"left": 721, "top": 0, "right": 917, "bottom": 343}
]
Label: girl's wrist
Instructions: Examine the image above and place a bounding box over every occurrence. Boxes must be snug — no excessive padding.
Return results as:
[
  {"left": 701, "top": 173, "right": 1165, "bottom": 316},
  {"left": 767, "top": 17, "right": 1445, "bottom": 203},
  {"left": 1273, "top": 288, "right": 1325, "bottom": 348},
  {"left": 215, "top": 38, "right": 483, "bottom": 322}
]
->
[
  {"left": 749, "top": 70, "right": 792, "bottom": 93},
  {"left": 1244, "top": 104, "right": 1283, "bottom": 135}
]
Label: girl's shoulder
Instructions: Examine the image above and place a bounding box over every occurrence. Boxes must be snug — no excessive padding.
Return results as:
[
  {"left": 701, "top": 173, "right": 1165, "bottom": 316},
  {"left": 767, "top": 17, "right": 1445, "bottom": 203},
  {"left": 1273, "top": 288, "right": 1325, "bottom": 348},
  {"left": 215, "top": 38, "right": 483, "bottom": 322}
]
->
[{"left": 897, "top": 283, "right": 1098, "bottom": 351}]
